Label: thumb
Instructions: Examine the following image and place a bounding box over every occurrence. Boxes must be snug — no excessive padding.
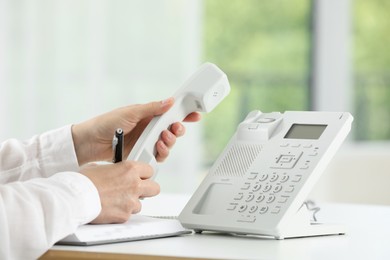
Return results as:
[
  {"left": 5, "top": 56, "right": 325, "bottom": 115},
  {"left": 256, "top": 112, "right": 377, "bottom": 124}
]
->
[{"left": 133, "top": 97, "right": 174, "bottom": 120}]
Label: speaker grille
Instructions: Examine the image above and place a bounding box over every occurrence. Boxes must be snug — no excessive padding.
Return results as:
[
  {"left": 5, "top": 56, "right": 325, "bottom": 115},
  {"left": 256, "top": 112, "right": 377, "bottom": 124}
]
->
[{"left": 213, "top": 143, "right": 263, "bottom": 177}]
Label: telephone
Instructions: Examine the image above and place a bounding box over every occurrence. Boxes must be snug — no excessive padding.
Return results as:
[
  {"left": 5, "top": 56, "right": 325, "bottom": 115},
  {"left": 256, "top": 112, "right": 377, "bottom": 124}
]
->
[
  {"left": 128, "top": 63, "right": 230, "bottom": 176},
  {"left": 179, "top": 110, "right": 353, "bottom": 239}
]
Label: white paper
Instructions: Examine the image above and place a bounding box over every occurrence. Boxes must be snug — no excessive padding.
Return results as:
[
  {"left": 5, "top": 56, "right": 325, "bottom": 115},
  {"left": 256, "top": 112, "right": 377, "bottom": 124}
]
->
[{"left": 59, "top": 215, "right": 190, "bottom": 245}]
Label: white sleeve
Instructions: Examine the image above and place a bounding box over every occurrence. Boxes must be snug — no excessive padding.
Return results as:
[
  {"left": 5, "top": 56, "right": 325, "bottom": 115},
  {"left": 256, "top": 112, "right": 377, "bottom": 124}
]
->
[
  {"left": 0, "top": 126, "right": 101, "bottom": 259},
  {"left": 0, "top": 172, "right": 101, "bottom": 260},
  {"left": 0, "top": 125, "right": 80, "bottom": 184}
]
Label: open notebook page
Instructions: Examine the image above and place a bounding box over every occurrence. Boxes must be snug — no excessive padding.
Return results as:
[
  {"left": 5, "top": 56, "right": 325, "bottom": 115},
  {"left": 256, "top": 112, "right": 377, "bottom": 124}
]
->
[{"left": 57, "top": 214, "right": 191, "bottom": 246}]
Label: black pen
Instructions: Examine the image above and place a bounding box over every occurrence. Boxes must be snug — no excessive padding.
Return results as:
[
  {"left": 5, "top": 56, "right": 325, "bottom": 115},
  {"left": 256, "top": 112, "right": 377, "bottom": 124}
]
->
[{"left": 112, "top": 128, "right": 124, "bottom": 163}]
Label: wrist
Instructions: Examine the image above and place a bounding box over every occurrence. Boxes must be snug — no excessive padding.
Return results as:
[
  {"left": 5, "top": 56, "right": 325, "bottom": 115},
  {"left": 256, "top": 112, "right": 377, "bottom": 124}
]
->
[{"left": 71, "top": 123, "right": 92, "bottom": 166}]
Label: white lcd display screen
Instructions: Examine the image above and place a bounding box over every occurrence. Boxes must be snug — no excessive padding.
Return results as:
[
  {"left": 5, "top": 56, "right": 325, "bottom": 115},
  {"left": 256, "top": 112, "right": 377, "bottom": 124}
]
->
[{"left": 284, "top": 124, "right": 327, "bottom": 140}]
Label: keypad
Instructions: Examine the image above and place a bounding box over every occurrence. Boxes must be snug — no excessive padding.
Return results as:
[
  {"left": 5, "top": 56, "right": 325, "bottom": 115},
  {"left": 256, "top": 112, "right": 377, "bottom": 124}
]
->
[
  {"left": 227, "top": 171, "right": 298, "bottom": 221},
  {"left": 227, "top": 141, "right": 321, "bottom": 223}
]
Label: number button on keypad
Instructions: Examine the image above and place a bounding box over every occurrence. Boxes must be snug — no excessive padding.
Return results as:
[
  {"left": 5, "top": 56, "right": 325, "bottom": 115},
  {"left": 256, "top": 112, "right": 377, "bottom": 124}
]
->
[
  {"left": 249, "top": 205, "right": 258, "bottom": 213},
  {"left": 238, "top": 205, "right": 248, "bottom": 213},
  {"left": 259, "top": 173, "right": 268, "bottom": 181},
  {"left": 256, "top": 194, "right": 265, "bottom": 203},
  {"left": 259, "top": 206, "right": 269, "bottom": 214},
  {"left": 263, "top": 184, "right": 272, "bottom": 192},
  {"left": 252, "top": 183, "right": 261, "bottom": 192},
  {"left": 266, "top": 195, "right": 276, "bottom": 203},
  {"left": 234, "top": 192, "right": 244, "bottom": 200},
  {"left": 270, "top": 173, "right": 279, "bottom": 182},
  {"left": 280, "top": 175, "right": 289, "bottom": 183},
  {"left": 273, "top": 185, "right": 282, "bottom": 193},
  {"left": 245, "top": 194, "right": 255, "bottom": 202}
]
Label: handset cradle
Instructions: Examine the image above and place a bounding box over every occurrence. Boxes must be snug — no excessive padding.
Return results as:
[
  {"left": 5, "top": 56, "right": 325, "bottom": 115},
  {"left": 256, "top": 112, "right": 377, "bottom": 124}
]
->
[{"left": 127, "top": 63, "right": 230, "bottom": 176}]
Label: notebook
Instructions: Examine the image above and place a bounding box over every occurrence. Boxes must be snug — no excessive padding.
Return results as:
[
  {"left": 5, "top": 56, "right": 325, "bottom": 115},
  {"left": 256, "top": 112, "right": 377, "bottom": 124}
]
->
[{"left": 57, "top": 215, "right": 191, "bottom": 246}]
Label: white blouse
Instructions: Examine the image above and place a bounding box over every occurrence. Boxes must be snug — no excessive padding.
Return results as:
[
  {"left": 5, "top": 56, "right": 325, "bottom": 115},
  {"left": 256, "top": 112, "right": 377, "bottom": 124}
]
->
[{"left": 0, "top": 126, "right": 101, "bottom": 259}]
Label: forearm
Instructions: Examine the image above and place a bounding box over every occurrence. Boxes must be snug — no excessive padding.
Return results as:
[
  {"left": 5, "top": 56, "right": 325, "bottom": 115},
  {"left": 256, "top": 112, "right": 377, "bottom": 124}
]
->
[
  {"left": 0, "top": 125, "right": 79, "bottom": 183},
  {"left": 0, "top": 172, "right": 101, "bottom": 259}
]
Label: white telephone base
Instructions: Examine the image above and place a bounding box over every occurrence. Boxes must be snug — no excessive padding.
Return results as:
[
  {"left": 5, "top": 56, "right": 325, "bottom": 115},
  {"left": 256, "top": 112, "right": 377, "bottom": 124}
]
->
[
  {"left": 270, "top": 205, "right": 346, "bottom": 239},
  {"left": 194, "top": 204, "right": 346, "bottom": 240},
  {"left": 277, "top": 222, "right": 346, "bottom": 240},
  {"left": 179, "top": 110, "right": 352, "bottom": 240}
]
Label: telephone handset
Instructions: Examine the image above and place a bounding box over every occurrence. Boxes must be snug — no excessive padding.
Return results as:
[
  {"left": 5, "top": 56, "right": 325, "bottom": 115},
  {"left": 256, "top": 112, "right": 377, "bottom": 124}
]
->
[
  {"left": 127, "top": 63, "right": 230, "bottom": 176},
  {"left": 179, "top": 110, "right": 353, "bottom": 239}
]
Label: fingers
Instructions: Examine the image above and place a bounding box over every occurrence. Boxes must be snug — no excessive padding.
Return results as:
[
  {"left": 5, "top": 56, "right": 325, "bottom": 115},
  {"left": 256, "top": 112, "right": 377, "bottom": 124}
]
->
[
  {"left": 131, "top": 97, "right": 174, "bottom": 121},
  {"left": 170, "top": 123, "right": 185, "bottom": 137},
  {"left": 122, "top": 162, "right": 159, "bottom": 197},
  {"left": 85, "top": 161, "right": 160, "bottom": 224},
  {"left": 155, "top": 140, "right": 169, "bottom": 162},
  {"left": 155, "top": 122, "right": 189, "bottom": 162},
  {"left": 155, "top": 128, "right": 179, "bottom": 162},
  {"left": 140, "top": 178, "right": 160, "bottom": 198},
  {"left": 183, "top": 112, "right": 202, "bottom": 122},
  {"left": 128, "top": 161, "right": 154, "bottom": 180}
]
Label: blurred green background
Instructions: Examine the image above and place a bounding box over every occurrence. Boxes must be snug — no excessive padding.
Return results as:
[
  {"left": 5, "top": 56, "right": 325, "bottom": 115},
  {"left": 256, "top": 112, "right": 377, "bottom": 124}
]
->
[{"left": 202, "top": 0, "right": 390, "bottom": 165}]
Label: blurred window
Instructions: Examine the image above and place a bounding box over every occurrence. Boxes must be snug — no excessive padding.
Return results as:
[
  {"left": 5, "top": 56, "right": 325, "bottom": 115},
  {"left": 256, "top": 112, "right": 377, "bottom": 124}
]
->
[
  {"left": 353, "top": 0, "right": 390, "bottom": 140},
  {"left": 202, "top": 0, "right": 312, "bottom": 164}
]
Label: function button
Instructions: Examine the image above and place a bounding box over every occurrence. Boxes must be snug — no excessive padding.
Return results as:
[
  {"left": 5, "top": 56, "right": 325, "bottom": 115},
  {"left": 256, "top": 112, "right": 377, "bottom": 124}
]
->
[
  {"left": 308, "top": 147, "right": 320, "bottom": 156},
  {"left": 303, "top": 144, "right": 313, "bottom": 148},
  {"left": 257, "top": 118, "right": 276, "bottom": 123},
  {"left": 237, "top": 215, "right": 256, "bottom": 223},
  {"left": 292, "top": 175, "right": 302, "bottom": 182},
  {"left": 263, "top": 184, "right": 272, "bottom": 192},
  {"left": 300, "top": 160, "right": 311, "bottom": 170},
  {"left": 269, "top": 173, "right": 279, "bottom": 182},
  {"left": 227, "top": 203, "right": 238, "bottom": 210},
  {"left": 271, "top": 206, "right": 282, "bottom": 214},
  {"left": 266, "top": 195, "right": 276, "bottom": 203},
  {"left": 245, "top": 194, "right": 255, "bottom": 202},
  {"left": 280, "top": 143, "right": 290, "bottom": 147},
  {"left": 246, "top": 123, "right": 259, "bottom": 130},
  {"left": 278, "top": 155, "right": 294, "bottom": 163},
  {"left": 259, "top": 206, "right": 269, "bottom": 214},
  {"left": 256, "top": 194, "right": 266, "bottom": 203},
  {"left": 285, "top": 185, "right": 295, "bottom": 193},
  {"left": 234, "top": 192, "right": 244, "bottom": 200},
  {"left": 278, "top": 196, "right": 289, "bottom": 203},
  {"left": 291, "top": 144, "right": 301, "bottom": 148},
  {"left": 273, "top": 185, "right": 283, "bottom": 193},
  {"left": 241, "top": 182, "right": 251, "bottom": 190},
  {"left": 280, "top": 175, "right": 289, "bottom": 183},
  {"left": 252, "top": 183, "right": 262, "bottom": 192},
  {"left": 272, "top": 151, "right": 303, "bottom": 169},
  {"left": 238, "top": 204, "right": 248, "bottom": 213},
  {"left": 249, "top": 205, "right": 259, "bottom": 213},
  {"left": 248, "top": 172, "right": 258, "bottom": 180}
]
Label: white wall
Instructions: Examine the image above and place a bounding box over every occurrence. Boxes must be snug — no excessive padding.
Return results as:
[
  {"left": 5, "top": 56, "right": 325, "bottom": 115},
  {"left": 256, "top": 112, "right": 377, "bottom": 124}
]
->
[
  {"left": 309, "top": 144, "right": 390, "bottom": 206},
  {"left": 0, "top": 0, "right": 204, "bottom": 193}
]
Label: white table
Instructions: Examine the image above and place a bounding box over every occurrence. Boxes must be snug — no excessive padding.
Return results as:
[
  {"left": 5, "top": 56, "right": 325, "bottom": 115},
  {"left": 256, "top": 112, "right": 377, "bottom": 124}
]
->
[{"left": 43, "top": 194, "right": 390, "bottom": 260}]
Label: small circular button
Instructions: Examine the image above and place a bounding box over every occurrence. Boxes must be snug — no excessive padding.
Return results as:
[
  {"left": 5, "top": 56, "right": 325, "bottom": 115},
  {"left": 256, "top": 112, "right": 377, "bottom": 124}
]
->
[{"left": 257, "top": 118, "right": 275, "bottom": 123}]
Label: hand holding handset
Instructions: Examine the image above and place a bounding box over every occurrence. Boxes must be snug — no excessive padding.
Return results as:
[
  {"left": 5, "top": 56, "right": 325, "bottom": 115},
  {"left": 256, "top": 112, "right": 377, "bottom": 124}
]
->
[{"left": 127, "top": 63, "right": 231, "bottom": 177}]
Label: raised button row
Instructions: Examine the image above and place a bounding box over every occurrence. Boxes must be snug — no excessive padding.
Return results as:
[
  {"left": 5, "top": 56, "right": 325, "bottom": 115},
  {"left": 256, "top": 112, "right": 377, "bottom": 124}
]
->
[
  {"left": 230, "top": 194, "right": 290, "bottom": 209},
  {"left": 239, "top": 181, "right": 299, "bottom": 195},
  {"left": 247, "top": 172, "right": 290, "bottom": 183},
  {"left": 231, "top": 204, "right": 284, "bottom": 216},
  {"left": 240, "top": 183, "right": 284, "bottom": 194},
  {"left": 280, "top": 143, "right": 314, "bottom": 148}
]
